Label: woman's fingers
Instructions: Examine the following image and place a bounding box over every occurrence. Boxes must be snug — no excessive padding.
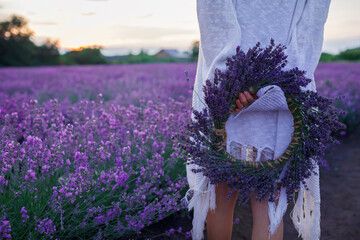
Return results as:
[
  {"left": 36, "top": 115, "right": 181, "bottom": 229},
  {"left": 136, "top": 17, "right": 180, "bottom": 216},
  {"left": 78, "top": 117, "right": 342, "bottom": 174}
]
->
[
  {"left": 235, "top": 99, "right": 243, "bottom": 111},
  {"left": 244, "top": 91, "right": 255, "bottom": 104},
  {"left": 235, "top": 91, "right": 257, "bottom": 112},
  {"left": 239, "top": 91, "right": 255, "bottom": 106},
  {"left": 239, "top": 92, "right": 248, "bottom": 106}
]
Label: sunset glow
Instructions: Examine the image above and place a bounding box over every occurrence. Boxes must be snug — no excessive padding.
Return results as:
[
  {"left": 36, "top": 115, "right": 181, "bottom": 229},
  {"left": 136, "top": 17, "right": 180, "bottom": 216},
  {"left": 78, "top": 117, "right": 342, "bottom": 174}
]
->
[
  {"left": 69, "top": 44, "right": 104, "bottom": 51},
  {"left": 0, "top": 0, "right": 359, "bottom": 55}
]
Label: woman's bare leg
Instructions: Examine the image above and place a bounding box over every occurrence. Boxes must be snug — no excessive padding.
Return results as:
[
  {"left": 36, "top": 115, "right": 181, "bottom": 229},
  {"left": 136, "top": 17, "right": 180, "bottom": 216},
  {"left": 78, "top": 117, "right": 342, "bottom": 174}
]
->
[
  {"left": 206, "top": 182, "right": 239, "bottom": 240},
  {"left": 250, "top": 189, "right": 283, "bottom": 240}
]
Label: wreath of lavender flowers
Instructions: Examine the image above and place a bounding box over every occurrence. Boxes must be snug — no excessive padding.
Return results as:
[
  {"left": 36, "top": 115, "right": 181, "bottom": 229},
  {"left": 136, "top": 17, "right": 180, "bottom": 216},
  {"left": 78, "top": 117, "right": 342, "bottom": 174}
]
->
[{"left": 179, "top": 40, "right": 345, "bottom": 204}]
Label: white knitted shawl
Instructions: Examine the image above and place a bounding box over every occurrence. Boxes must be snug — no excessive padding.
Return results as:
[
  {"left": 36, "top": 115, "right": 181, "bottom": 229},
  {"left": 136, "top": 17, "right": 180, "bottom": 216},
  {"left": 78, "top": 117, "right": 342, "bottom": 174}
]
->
[{"left": 184, "top": 0, "right": 331, "bottom": 239}]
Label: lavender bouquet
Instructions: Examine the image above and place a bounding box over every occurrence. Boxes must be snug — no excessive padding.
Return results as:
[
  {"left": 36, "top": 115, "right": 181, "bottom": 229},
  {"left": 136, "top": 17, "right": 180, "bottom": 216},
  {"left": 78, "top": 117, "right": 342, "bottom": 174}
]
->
[{"left": 178, "top": 40, "right": 346, "bottom": 204}]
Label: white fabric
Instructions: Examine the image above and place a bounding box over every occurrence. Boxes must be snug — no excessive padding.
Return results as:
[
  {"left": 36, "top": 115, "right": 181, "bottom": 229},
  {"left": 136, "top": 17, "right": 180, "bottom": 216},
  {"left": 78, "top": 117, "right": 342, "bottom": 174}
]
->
[
  {"left": 185, "top": 0, "right": 331, "bottom": 239},
  {"left": 184, "top": 162, "right": 216, "bottom": 240}
]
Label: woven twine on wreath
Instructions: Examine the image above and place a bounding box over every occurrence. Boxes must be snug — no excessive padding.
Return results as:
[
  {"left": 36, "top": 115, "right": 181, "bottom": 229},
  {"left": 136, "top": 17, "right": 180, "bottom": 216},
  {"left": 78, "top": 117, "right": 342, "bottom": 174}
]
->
[{"left": 213, "top": 95, "right": 302, "bottom": 169}]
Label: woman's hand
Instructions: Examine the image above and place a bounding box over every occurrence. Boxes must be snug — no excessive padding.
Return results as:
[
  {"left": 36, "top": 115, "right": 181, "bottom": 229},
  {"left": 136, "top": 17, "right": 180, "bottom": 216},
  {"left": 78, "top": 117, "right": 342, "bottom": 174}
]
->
[{"left": 234, "top": 91, "right": 258, "bottom": 112}]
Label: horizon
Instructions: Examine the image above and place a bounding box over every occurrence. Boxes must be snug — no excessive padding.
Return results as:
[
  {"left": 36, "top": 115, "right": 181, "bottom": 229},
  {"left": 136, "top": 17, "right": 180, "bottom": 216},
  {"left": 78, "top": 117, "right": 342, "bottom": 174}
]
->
[
  {"left": 59, "top": 46, "right": 190, "bottom": 57},
  {"left": 1, "top": 0, "right": 359, "bottom": 56}
]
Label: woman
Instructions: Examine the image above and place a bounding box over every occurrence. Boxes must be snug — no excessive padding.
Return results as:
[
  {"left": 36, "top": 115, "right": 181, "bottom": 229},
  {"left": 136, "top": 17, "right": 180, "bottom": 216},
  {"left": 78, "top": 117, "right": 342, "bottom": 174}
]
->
[{"left": 185, "top": 0, "right": 331, "bottom": 239}]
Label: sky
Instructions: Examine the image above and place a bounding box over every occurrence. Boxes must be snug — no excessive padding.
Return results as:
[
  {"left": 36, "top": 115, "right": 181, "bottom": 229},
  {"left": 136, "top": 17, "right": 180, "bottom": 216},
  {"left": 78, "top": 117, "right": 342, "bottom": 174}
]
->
[{"left": 0, "top": 0, "right": 359, "bottom": 56}]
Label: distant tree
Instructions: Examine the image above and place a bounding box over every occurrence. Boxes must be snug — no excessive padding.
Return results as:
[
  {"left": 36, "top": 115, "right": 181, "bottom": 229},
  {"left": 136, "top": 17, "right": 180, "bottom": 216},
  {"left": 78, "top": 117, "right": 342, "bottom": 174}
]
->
[
  {"left": 319, "top": 52, "right": 337, "bottom": 62},
  {"left": 35, "top": 39, "right": 60, "bottom": 65},
  {"left": 338, "top": 47, "right": 360, "bottom": 61},
  {"left": 0, "top": 14, "right": 34, "bottom": 40},
  {"left": 0, "top": 14, "right": 37, "bottom": 66},
  {"left": 191, "top": 40, "right": 199, "bottom": 62},
  {"left": 63, "top": 46, "right": 107, "bottom": 65}
]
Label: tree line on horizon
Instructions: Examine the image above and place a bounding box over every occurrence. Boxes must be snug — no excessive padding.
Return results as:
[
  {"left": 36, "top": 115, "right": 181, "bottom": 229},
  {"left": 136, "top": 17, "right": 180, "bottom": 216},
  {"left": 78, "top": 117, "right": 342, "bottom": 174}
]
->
[
  {"left": 0, "top": 15, "right": 199, "bottom": 67},
  {"left": 0, "top": 14, "right": 359, "bottom": 67}
]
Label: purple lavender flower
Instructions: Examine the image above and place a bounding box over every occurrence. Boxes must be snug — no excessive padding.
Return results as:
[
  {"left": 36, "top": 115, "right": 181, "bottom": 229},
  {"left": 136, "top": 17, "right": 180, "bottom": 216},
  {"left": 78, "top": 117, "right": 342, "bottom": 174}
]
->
[
  {"left": 20, "top": 207, "right": 29, "bottom": 223},
  {"left": 0, "top": 215, "right": 12, "bottom": 239},
  {"left": 35, "top": 218, "right": 56, "bottom": 238}
]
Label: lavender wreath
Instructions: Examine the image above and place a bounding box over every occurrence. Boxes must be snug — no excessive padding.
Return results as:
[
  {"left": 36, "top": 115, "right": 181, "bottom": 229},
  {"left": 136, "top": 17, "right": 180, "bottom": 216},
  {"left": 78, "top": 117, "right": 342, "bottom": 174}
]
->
[{"left": 179, "top": 40, "right": 345, "bottom": 204}]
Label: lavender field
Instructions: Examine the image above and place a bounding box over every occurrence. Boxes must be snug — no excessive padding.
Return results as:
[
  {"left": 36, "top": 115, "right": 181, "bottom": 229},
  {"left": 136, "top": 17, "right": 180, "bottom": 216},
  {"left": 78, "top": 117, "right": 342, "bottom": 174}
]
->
[{"left": 0, "top": 62, "right": 359, "bottom": 239}]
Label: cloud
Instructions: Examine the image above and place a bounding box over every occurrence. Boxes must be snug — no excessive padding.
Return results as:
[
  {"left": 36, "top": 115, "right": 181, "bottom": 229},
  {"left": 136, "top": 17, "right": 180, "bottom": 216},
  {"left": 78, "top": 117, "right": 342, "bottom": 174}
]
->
[
  {"left": 32, "top": 21, "right": 58, "bottom": 26},
  {"left": 137, "top": 13, "right": 153, "bottom": 19},
  {"left": 113, "top": 25, "right": 196, "bottom": 40},
  {"left": 82, "top": 12, "right": 97, "bottom": 16}
]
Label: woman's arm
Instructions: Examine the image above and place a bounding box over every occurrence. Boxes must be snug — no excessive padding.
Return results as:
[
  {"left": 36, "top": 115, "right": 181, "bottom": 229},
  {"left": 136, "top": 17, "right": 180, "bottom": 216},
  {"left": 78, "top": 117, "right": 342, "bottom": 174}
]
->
[
  {"left": 193, "top": 0, "right": 243, "bottom": 114},
  {"left": 286, "top": 0, "right": 331, "bottom": 92},
  {"left": 196, "top": 0, "right": 242, "bottom": 82}
]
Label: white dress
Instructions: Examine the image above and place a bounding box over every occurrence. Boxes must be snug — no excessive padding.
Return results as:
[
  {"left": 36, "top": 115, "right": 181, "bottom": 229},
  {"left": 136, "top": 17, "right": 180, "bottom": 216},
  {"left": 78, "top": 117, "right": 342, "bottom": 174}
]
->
[{"left": 184, "top": 0, "right": 331, "bottom": 240}]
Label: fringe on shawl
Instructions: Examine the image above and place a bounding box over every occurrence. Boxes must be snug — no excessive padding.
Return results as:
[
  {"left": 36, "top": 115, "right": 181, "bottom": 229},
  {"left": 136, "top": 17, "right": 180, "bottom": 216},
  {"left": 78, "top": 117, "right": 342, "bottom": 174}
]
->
[
  {"left": 291, "top": 162, "right": 321, "bottom": 240},
  {"left": 267, "top": 160, "right": 321, "bottom": 239},
  {"left": 268, "top": 186, "right": 288, "bottom": 236},
  {"left": 183, "top": 163, "right": 216, "bottom": 240}
]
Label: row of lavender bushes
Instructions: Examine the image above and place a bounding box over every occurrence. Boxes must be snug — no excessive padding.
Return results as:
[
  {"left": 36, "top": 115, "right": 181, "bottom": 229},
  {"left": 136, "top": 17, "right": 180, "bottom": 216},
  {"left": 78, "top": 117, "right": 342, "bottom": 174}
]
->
[{"left": 0, "top": 62, "right": 359, "bottom": 239}]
